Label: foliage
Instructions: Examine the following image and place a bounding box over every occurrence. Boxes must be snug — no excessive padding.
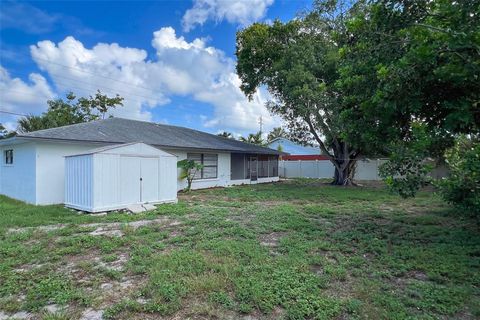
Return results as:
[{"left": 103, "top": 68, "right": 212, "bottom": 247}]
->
[
  {"left": 267, "top": 127, "right": 286, "bottom": 142},
  {"left": 236, "top": 2, "right": 363, "bottom": 185},
  {"left": 217, "top": 131, "right": 234, "bottom": 139},
  {"left": 339, "top": 0, "right": 480, "bottom": 194},
  {"left": 437, "top": 136, "right": 480, "bottom": 216},
  {"left": 17, "top": 91, "right": 124, "bottom": 133},
  {"left": 177, "top": 159, "right": 203, "bottom": 192},
  {"left": 379, "top": 123, "right": 448, "bottom": 197},
  {"left": 239, "top": 131, "right": 265, "bottom": 146},
  {"left": 380, "top": 144, "right": 433, "bottom": 198},
  {"left": 0, "top": 123, "right": 15, "bottom": 139},
  {"left": 0, "top": 124, "right": 6, "bottom": 138}
]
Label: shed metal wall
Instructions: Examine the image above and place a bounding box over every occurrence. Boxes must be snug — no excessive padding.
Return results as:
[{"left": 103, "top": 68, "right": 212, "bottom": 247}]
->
[
  {"left": 65, "top": 155, "right": 94, "bottom": 210},
  {"left": 93, "top": 153, "right": 121, "bottom": 210},
  {"left": 65, "top": 143, "right": 178, "bottom": 212}
]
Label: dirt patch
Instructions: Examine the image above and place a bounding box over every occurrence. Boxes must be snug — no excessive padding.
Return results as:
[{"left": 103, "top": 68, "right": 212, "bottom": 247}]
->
[
  {"left": 13, "top": 263, "right": 46, "bottom": 273},
  {"left": 81, "top": 308, "right": 104, "bottom": 320},
  {"left": 0, "top": 311, "right": 32, "bottom": 320},
  {"left": 391, "top": 270, "right": 429, "bottom": 288},
  {"left": 8, "top": 217, "right": 182, "bottom": 236},
  {"left": 258, "top": 232, "right": 287, "bottom": 248}
]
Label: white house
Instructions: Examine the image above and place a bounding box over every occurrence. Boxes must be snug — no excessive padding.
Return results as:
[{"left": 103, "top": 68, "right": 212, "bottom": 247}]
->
[{"left": 0, "top": 118, "right": 281, "bottom": 210}]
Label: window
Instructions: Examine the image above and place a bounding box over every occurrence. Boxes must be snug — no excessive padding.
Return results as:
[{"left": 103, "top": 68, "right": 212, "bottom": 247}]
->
[
  {"left": 4, "top": 149, "right": 13, "bottom": 165},
  {"left": 187, "top": 153, "right": 218, "bottom": 179}
]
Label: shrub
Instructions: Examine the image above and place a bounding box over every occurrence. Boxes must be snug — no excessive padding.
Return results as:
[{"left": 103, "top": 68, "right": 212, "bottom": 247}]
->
[{"left": 437, "top": 137, "right": 480, "bottom": 216}]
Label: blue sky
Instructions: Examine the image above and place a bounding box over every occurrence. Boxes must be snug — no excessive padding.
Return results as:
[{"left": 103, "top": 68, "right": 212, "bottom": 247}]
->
[{"left": 0, "top": 0, "right": 310, "bottom": 136}]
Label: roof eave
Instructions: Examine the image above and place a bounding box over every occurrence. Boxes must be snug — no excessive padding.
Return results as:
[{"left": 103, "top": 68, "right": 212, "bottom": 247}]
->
[{"left": 9, "top": 136, "right": 283, "bottom": 155}]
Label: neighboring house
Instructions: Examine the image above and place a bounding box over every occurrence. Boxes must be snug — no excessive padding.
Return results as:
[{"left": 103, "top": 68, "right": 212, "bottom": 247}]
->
[
  {"left": 0, "top": 118, "right": 281, "bottom": 208},
  {"left": 266, "top": 137, "right": 327, "bottom": 161}
]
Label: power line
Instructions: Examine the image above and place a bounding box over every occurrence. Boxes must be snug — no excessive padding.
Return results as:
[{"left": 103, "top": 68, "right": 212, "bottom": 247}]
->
[
  {"left": 0, "top": 109, "right": 28, "bottom": 117},
  {"left": 45, "top": 72, "right": 163, "bottom": 102},
  {"left": 0, "top": 87, "right": 162, "bottom": 108},
  {"left": 30, "top": 56, "right": 160, "bottom": 93}
]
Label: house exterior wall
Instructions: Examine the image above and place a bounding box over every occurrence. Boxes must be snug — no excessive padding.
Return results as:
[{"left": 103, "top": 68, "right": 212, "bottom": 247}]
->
[
  {"left": 35, "top": 142, "right": 107, "bottom": 205},
  {"left": 2, "top": 141, "right": 280, "bottom": 206},
  {"left": 167, "top": 149, "right": 232, "bottom": 191},
  {"left": 0, "top": 142, "right": 37, "bottom": 204},
  {"left": 169, "top": 149, "right": 279, "bottom": 190}
]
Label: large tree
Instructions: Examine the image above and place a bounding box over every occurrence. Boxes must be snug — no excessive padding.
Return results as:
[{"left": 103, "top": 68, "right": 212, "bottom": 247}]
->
[
  {"left": 18, "top": 91, "right": 124, "bottom": 133},
  {"left": 236, "top": 3, "right": 367, "bottom": 185},
  {"left": 338, "top": 0, "right": 480, "bottom": 195}
]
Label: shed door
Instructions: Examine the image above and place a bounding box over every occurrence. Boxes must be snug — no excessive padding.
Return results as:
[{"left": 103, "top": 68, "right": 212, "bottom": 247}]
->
[
  {"left": 140, "top": 158, "right": 159, "bottom": 203},
  {"left": 120, "top": 156, "right": 141, "bottom": 204}
]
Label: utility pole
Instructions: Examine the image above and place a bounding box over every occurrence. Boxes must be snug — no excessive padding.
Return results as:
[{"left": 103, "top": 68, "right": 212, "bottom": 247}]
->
[{"left": 258, "top": 116, "right": 263, "bottom": 133}]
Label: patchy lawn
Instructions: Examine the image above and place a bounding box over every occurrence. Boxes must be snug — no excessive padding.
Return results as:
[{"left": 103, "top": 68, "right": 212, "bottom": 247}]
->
[{"left": 0, "top": 179, "right": 479, "bottom": 319}]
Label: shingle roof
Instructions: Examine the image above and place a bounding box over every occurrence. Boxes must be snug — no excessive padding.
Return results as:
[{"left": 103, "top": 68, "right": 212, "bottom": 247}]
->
[{"left": 17, "top": 118, "right": 281, "bottom": 155}]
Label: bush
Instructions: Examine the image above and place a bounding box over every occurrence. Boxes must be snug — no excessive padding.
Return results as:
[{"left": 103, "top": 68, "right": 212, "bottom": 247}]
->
[
  {"left": 437, "top": 137, "right": 480, "bottom": 216},
  {"left": 379, "top": 144, "right": 433, "bottom": 198}
]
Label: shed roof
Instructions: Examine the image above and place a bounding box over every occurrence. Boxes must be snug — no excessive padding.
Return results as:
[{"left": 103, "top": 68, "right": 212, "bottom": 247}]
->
[
  {"left": 15, "top": 118, "right": 281, "bottom": 155},
  {"left": 65, "top": 142, "right": 176, "bottom": 157}
]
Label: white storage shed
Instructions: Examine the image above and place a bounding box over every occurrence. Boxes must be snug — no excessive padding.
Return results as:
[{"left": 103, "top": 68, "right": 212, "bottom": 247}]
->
[{"left": 65, "top": 142, "right": 178, "bottom": 212}]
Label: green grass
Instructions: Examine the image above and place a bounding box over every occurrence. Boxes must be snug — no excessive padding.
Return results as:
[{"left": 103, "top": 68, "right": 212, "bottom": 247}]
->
[{"left": 0, "top": 180, "right": 479, "bottom": 319}]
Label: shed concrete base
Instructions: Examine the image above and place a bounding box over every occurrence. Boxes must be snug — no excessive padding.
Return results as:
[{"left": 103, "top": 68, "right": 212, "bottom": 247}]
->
[{"left": 126, "top": 203, "right": 157, "bottom": 213}]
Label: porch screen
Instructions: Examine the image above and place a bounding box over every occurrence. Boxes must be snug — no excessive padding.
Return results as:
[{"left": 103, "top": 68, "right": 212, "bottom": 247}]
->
[{"left": 256, "top": 155, "right": 279, "bottom": 178}]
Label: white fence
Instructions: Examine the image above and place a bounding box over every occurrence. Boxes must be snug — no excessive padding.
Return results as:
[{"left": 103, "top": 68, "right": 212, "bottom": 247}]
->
[{"left": 279, "top": 159, "right": 387, "bottom": 181}]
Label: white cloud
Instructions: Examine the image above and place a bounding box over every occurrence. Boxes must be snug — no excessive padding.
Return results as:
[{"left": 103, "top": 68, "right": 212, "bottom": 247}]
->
[
  {"left": 0, "top": 65, "right": 55, "bottom": 115},
  {"left": 182, "top": 0, "right": 274, "bottom": 32},
  {"left": 26, "top": 27, "right": 280, "bottom": 133},
  {"left": 31, "top": 36, "right": 168, "bottom": 121}
]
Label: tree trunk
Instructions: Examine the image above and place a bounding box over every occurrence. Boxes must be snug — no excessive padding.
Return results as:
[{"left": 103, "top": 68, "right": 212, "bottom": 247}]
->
[
  {"left": 330, "top": 142, "right": 358, "bottom": 186},
  {"left": 331, "top": 159, "right": 357, "bottom": 185}
]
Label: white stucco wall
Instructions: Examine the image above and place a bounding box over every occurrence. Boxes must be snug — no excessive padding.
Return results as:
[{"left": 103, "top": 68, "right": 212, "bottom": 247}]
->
[
  {"left": 35, "top": 142, "right": 108, "bottom": 205},
  {"left": 167, "top": 149, "right": 279, "bottom": 191},
  {"left": 1, "top": 141, "right": 280, "bottom": 205},
  {"left": 167, "top": 149, "right": 232, "bottom": 191},
  {"left": 0, "top": 142, "right": 37, "bottom": 204}
]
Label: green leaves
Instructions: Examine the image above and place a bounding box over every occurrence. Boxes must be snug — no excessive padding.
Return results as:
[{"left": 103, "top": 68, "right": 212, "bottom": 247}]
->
[
  {"left": 177, "top": 159, "right": 203, "bottom": 192},
  {"left": 17, "top": 91, "right": 124, "bottom": 133},
  {"left": 437, "top": 136, "right": 480, "bottom": 216}
]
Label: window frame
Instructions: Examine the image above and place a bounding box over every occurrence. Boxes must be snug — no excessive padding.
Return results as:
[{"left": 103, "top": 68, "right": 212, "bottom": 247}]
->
[
  {"left": 187, "top": 153, "right": 218, "bottom": 180},
  {"left": 4, "top": 149, "right": 13, "bottom": 165}
]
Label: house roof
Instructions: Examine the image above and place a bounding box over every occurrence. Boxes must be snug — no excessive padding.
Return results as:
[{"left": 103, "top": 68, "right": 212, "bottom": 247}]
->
[
  {"left": 14, "top": 118, "right": 281, "bottom": 155},
  {"left": 266, "top": 137, "right": 320, "bottom": 155}
]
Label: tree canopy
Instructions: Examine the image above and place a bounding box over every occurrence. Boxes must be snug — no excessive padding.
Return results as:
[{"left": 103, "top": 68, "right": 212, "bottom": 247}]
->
[
  {"left": 237, "top": 0, "right": 479, "bottom": 188},
  {"left": 18, "top": 91, "right": 124, "bottom": 133},
  {"left": 236, "top": 3, "right": 364, "bottom": 185},
  {"left": 267, "top": 127, "right": 287, "bottom": 142},
  {"left": 239, "top": 131, "right": 265, "bottom": 146},
  {"left": 217, "top": 131, "right": 234, "bottom": 139}
]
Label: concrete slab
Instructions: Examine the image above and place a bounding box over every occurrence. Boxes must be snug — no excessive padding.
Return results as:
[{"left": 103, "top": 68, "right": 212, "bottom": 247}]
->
[
  {"left": 142, "top": 203, "right": 157, "bottom": 211},
  {"left": 126, "top": 204, "right": 146, "bottom": 213}
]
